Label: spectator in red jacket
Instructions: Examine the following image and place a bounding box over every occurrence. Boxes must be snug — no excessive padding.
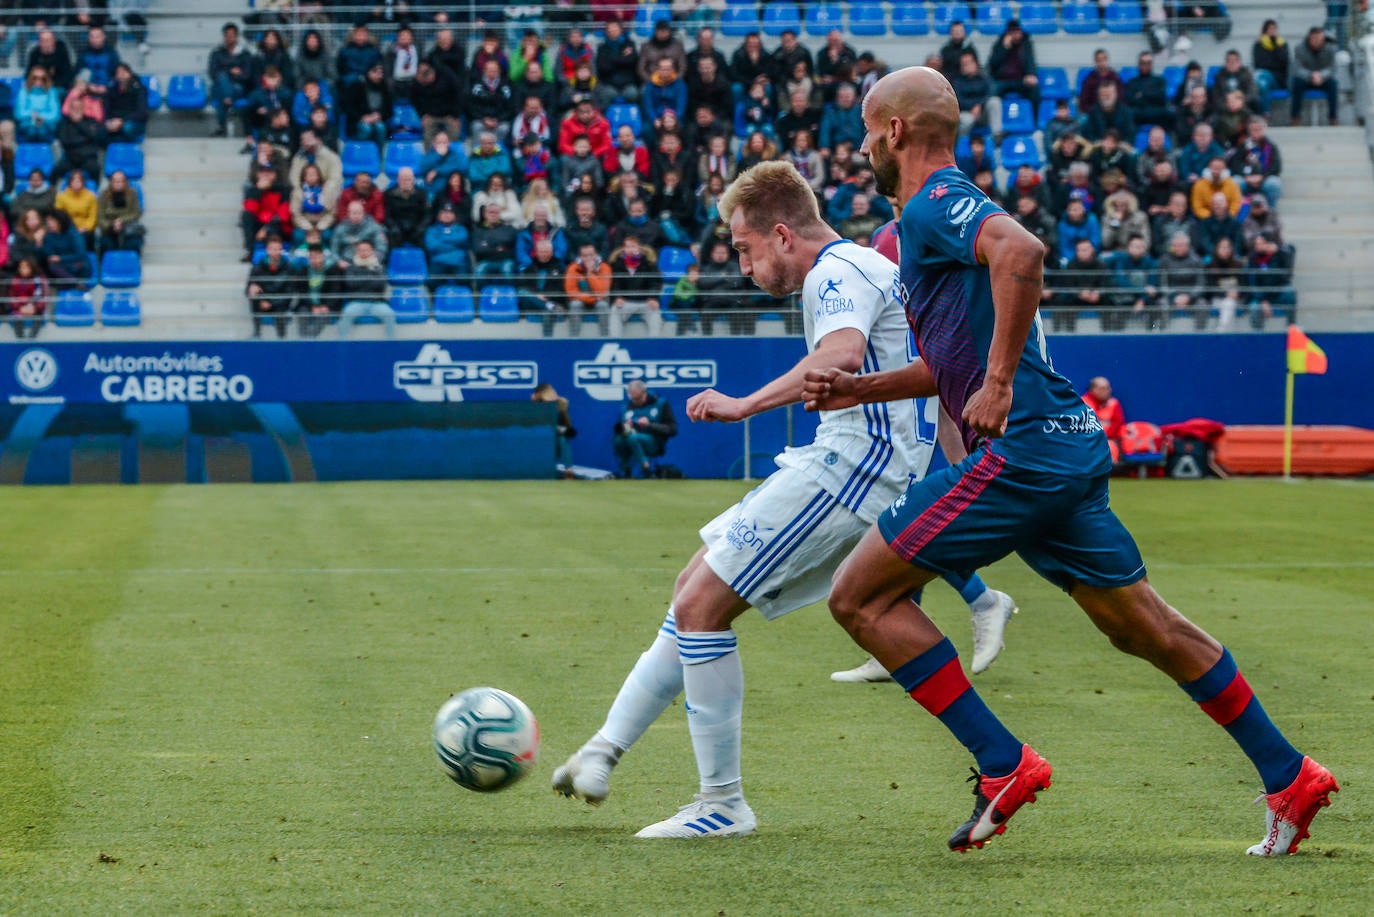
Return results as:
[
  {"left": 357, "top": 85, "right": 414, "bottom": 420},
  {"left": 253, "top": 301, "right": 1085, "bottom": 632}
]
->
[
  {"left": 1082, "top": 376, "right": 1126, "bottom": 460},
  {"left": 601, "top": 124, "right": 651, "bottom": 180},
  {"left": 557, "top": 94, "right": 613, "bottom": 159},
  {"left": 336, "top": 172, "right": 385, "bottom": 224},
  {"left": 240, "top": 166, "right": 290, "bottom": 260}
]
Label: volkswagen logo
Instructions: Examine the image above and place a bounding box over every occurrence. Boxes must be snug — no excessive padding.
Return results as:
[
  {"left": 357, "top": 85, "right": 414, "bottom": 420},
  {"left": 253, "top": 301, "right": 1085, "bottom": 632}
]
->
[{"left": 14, "top": 348, "right": 58, "bottom": 392}]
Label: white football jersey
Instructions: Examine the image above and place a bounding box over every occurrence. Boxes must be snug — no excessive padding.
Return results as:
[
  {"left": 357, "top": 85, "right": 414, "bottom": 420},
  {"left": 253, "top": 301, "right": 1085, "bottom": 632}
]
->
[{"left": 774, "top": 239, "right": 936, "bottom": 524}]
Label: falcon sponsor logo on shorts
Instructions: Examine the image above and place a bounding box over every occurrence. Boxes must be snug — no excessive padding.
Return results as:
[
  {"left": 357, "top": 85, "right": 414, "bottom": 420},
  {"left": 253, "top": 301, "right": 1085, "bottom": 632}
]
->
[{"left": 725, "top": 517, "right": 773, "bottom": 553}]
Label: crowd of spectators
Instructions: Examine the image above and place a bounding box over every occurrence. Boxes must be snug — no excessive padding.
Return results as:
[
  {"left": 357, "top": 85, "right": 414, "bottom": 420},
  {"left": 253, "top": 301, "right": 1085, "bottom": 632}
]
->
[
  {"left": 0, "top": 24, "right": 149, "bottom": 336},
  {"left": 222, "top": 9, "right": 1325, "bottom": 336}
]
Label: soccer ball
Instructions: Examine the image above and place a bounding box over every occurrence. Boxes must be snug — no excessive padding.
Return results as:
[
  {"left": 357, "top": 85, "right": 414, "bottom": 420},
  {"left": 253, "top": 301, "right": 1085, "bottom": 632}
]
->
[{"left": 433, "top": 687, "right": 540, "bottom": 792}]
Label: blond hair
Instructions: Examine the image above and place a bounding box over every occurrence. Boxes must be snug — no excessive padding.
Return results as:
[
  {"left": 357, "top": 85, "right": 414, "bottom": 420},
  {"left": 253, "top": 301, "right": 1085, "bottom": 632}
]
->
[{"left": 718, "top": 161, "right": 826, "bottom": 238}]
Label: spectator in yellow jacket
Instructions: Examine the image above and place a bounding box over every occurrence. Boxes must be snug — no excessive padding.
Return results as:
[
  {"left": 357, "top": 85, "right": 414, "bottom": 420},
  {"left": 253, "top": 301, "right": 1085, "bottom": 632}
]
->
[{"left": 1189, "top": 157, "right": 1242, "bottom": 219}]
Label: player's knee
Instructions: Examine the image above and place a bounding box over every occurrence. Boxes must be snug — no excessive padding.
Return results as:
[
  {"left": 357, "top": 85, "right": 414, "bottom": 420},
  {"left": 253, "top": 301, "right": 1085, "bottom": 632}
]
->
[{"left": 827, "top": 577, "right": 870, "bottom": 636}]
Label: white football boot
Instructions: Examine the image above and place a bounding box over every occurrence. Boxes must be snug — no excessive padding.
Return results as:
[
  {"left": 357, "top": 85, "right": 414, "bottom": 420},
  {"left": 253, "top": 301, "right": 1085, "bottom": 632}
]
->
[
  {"left": 969, "top": 591, "right": 1018, "bottom": 675},
  {"left": 830, "top": 656, "right": 891, "bottom": 683},
  {"left": 635, "top": 795, "right": 757, "bottom": 838},
  {"left": 551, "top": 745, "right": 619, "bottom": 806}
]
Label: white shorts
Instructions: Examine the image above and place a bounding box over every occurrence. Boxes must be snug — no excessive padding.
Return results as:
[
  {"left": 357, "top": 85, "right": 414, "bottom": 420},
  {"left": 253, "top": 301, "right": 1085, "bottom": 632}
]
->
[{"left": 700, "top": 467, "right": 869, "bottom": 620}]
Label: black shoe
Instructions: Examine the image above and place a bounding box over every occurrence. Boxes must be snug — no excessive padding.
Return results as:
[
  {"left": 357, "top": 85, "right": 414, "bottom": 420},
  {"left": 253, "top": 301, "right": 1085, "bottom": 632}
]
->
[{"left": 211, "top": 126, "right": 227, "bottom": 137}]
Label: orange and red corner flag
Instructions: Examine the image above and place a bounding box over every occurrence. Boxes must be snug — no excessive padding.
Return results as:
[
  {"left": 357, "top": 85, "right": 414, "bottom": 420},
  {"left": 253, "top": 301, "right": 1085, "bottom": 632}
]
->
[{"left": 1286, "top": 326, "right": 1327, "bottom": 375}]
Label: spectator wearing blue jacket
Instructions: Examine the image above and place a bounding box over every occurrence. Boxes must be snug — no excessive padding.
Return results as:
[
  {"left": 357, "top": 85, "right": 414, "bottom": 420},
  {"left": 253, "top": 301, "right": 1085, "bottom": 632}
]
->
[
  {"left": 827, "top": 166, "right": 895, "bottom": 224},
  {"left": 515, "top": 204, "right": 568, "bottom": 271},
  {"left": 16, "top": 66, "right": 61, "bottom": 142},
  {"left": 818, "top": 83, "right": 864, "bottom": 157},
  {"left": 336, "top": 24, "right": 383, "bottom": 89},
  {"left": 642, "top": 59, "right": 687, "bottom": 138},
  {"left": 424, "top": 203, "right": 470, "bottom": 285},
  {"left": 1056, "top": 194, "right": 1102, "bottom": 264},
  {"left": 467, "top": 131, "right": 513, "bottom": 192},
  {"left": 419, "top": 133, "right": 468, "bottom": 189},
  {"left": 77, "top": 27, "right": 120, "bottom": 92},
  {"left": 1176, "top": 122, "right": 1227, "bottom": 184},
  {"left": 732, "top": 78, "right": 776, "bottom": 140},
  {"left": 291, "top": 79, "right": 334, "bottom": 128}
]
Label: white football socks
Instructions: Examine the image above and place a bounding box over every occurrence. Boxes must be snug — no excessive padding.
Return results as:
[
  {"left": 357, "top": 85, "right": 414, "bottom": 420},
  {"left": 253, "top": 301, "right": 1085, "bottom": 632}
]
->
[
  {"left": 678, "top": 629, "right": 744, "bottom": 802},
  {"left": 595, "top": 608, "right": 684, "bottom": 752},
  {"left": 969, "top": 588, "right": 999, "bottom": 614}
]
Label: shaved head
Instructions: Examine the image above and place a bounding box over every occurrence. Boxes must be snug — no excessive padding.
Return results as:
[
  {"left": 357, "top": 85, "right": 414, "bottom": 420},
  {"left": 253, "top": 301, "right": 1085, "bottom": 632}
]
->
[{"left": 860, "top": 67, "right": 960, "bottom": 198}]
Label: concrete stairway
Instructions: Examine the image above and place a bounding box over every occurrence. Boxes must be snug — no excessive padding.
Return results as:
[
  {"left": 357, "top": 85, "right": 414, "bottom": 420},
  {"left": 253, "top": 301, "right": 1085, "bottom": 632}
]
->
[
  {"left": 138, "top": 136, "right": 252, "bottom": 338},
  {"left": 1264, "top": 126, "right": 1374, "bottom": 330}
]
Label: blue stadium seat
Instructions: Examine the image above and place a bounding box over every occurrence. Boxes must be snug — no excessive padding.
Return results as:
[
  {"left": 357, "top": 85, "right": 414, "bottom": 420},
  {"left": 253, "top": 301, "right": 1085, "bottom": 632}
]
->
[
  {"left": 104, "top": 143, "right": 144, "bottom": 179},
  {"left": 719, "top": 6, "right": 761, "bottom": 37},
  {"left": 341, "top": 141, "right": 382, "bottom": 179},
  {"left": 53, "top": 290, "right": 95, "bottom": 327},
  {"left": 848, "top": 4, "right": 887, "bottom": 37},
  {"left": 100, "top": 251, "right": 141, "bottom": 288},
  {"left": 81, "top": 253, "right": 98, "bottom": 291},
  {"left": 383, "top": 140, "right": 424, "bottom": 182},
  {"left": 14, "top": 143, "right": 54, "bottom": 179},
  {"left": 607, "top": 103, "right": 644, "bottom": 138},
  {"left": 390, "top": 286, "right": 430, "bottom": 323},
  {"left": 1207, "top": 65, "right": 1222, "bottom": 87},
  {"left": 478, "top": 285, "right": 519, "bottom": 323},
  {"left": 1119, "top": 66, "right": 1139, "bottom": 85},
  {"left": 1104, "top": 2, "right": 1144, "bottom": 34},
  {"left": 762, "top": 2, "right": 802, "bottom": 36},
  {"left": 638, "top": 4, "right": 673, "bottom": 39},
  {"left": 1000, "top": 136, "right": 1043, "bottom": 170},
  {"left": 388, "top": 246, "right": 428, "bottom": 286},
  {"left": 974, "top": 2, "right": 1014, "bottom": 36},
  {"left": 100, "top": 290, "right": 142, "bottom": 326},
  {"left": 1163, "top": 66, "right": 1186, "bottom": 97},
  {"left": 165, "top": 74, "right": 208, "bottom": 110},
  {"left": 1075, "top": 66, "right": 1098, "bottom": 96},
  {"left": 931, "top": 3, "right": 973, "bottom": 34},
  {"left": 389, "top": 102, "right": 422, "bottom": 140},
  {"left": 890, "top": 5, "right": 931, "bottom": 36},
  {"left": 1039, "top": 67, "right": 1071, "bottom": 100},
  {"left": 1018, "top": 2, "right": 1058, "bottom": 34},
  {"left": 804, "top": 3, "right": 844, "bottom": 36},
  {"left": 659, "top": 246, "right": 696, "bottom": 281},
  {"left": 1061, "top": 2, "right": 1101, "bottom": 34},
  {"left": 433, "top": 285, "right": 475, "bottom": 323},
  {"left": 5, "top": 76, "right": 22, "bottom": 100},
  {"left": 1001, "top": 96, "right": 1035, "bottom": 135},
  {"left": 142, "top": 74, "right": 162, "bottom": 110}
]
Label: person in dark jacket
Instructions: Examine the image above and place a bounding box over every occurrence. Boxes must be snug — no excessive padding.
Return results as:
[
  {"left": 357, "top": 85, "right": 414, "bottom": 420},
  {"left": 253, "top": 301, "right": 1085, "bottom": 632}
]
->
[
  {"left": 515, "top": 237, "right": 567, "bottom": 337},
  {"left": 383, "top": 167, "right": 428, "bottom": 250},
  {"left": 471, "top": 202, "right": 518, "bottom": 279},
  {"left": 336, "top": 23, "right": 382, "bottom": 89},
  {"left": 466, "top": 58, "right": 514, "bottom": 139},
  {"left": 987, "top": 20, "right": 1039, "bottom": 107},
  {"left": 595, "top": 19, "right": 640, "bottom": 106},
  {"left": 104, "top": 63, "right": 148, "bottom": 141},
  {"left": 688, "top": 56, "right": 733, "bottom": 123},
  {"left": 409, "top": 63, "right": 462, "bottom": 146},
  {"left": 425, "top": 28, "right": 467, "bottom": 88},
  {"left": 938, "top": 21, "right": 978, "bottom": 79},
  {"left": 1292, "top": 27, "right": 1337, "bottom": 124},
  {"left": 207, "top": 22, "right": 251, "bottom": 135},
  {"left": 1252, "top": 20, "right": 1290, "bottom": 92},
  {"left": 29, "top": 28, "right": 75, "bottom": 91},
  {"left": 729, "top": 32, "right": 774, "bottom": 88},
  {"left": 1080, "top": 82, "right": 1135, "bottom": 142},
  {"left": 54, "top": 107, "right": 103, "bottom": 181},
  {"left": 246, "top": 234, "right": 295, "bottom": 338},
  {"left": 613, "top": 379, "right": 677, "bottom": 478},
  {"left": 243, "top": 65, "right": 291, "bottom": 142},
  {"left": 1122, "top": 52, "right": 1173, "bottom": 131},
  {"left": 1051, "top": 237, "right": 1108, "bottom": 333},
  {"left": 564, "top": 196, "right": 609, "bottom": 254},
  {"left": 950, "top": 51, "right": 992, "bottom": 134},
  {"left": 39, "top": 210, "right": 91, "bottom": 289},
  {"left": 294, "top": 244, "right": 345, "bottom": 337},
  {"left": 606, "top": 233, "right": 662, "bottom": 336},
  {"left": 343, "top": 62, "right": 392, "bottom": 148}
]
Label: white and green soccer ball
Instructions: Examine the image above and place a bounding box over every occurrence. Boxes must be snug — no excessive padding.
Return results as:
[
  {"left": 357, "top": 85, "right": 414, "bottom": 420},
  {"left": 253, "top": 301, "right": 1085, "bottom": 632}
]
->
[{"left": 433, "top": 687, "right": 540, "bottom": 792}]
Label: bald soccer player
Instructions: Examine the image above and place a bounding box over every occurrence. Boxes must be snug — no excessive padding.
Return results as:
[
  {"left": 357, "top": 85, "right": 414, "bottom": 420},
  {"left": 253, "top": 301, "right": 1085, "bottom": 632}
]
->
[{"left": 803, "top": 65, "right": 1336, "bottom": 855}]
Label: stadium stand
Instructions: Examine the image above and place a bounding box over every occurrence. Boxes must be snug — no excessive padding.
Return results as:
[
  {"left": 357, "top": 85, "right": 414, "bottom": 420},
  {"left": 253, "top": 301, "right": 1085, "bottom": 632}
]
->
[{"left": 1, "top": 0, "right": 1369, "bottom": 340}]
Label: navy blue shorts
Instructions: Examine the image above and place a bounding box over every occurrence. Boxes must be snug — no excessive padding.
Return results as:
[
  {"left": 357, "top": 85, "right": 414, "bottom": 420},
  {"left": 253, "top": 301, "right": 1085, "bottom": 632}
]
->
[{"left": 877, "top": 448, "right": 1147, "bottom": 593}]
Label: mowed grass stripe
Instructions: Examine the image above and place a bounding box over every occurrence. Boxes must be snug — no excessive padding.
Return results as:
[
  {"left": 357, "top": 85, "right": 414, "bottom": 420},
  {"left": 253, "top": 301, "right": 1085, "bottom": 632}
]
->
[{"left": 0, "top": 479, "right": 1370, "bottom": 914}]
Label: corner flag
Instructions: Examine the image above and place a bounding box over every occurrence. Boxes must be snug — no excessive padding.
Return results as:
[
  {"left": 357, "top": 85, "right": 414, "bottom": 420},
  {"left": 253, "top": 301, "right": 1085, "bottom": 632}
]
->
[{"left": 1286, "top": 326, "right": 1327, "bottom": 375}]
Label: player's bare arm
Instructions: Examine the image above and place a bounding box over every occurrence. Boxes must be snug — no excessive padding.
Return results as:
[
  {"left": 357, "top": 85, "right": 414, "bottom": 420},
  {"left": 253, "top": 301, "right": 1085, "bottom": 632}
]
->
[
  {"left": 801, "top": 359, "right": 937, "bottom": 412},
  {"left": 687, "top": 328, "right": 867, "bottom": 422},
  {"left": 965, "top": 214, "right": 1046, "bottom": 438}
]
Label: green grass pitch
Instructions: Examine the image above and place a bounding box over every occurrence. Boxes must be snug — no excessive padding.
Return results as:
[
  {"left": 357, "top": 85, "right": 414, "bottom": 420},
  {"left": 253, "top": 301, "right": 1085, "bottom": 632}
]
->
[{"left": 2, "top": 478, "right": 1372, "bottom": 914}]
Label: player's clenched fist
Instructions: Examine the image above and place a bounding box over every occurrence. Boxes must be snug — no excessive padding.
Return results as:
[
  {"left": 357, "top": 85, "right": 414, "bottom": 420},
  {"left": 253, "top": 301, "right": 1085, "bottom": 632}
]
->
[
  {"left": 802, "top": 368, "right": 860, "bottom": 412},
  {"left": 687, "top": 389, "right": 748, "bottom": 423},
  {"left": 962, "top": 380, "right": 1012, "bottom": 438}
]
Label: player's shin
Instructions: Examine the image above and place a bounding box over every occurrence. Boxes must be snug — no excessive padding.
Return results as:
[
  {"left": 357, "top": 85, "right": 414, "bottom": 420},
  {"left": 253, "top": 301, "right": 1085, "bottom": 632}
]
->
[
  {"left": 892, "top": 636, "right": 1023, "bottom": 777},
  {"left": 1178, "top": 647, "right": 1303, "bottom": 793},
  {"left": 679, "top": 629, "right": 744, "bottom": 801},
  {"left": 597, "top": 608, "right": 685, "bottom": 752}
]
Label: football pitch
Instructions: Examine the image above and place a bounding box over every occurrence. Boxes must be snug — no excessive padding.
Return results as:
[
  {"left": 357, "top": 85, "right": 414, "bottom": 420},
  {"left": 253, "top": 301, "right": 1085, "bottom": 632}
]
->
[{"left": 2, "top": 478, "right": 1372, "bottom": 915}]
